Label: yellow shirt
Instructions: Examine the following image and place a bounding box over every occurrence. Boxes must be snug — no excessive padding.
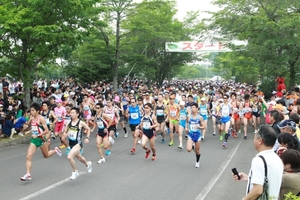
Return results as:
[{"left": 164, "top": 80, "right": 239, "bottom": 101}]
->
[{"left": 296, "top": 126, "right": 300, "bottom": 140}]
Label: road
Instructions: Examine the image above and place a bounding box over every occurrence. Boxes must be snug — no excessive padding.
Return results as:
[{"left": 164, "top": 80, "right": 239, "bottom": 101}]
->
[{"left": 0, "top": 119, "right": 258, "bottom": 200}]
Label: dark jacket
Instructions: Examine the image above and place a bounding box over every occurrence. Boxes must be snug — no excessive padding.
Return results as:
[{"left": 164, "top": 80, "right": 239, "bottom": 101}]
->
[
  {"left": 271, "top": 121, "right": 281, "bottom": 135},
  {"left": 3, "top": 119, "right": 14, "bottom": 136}
]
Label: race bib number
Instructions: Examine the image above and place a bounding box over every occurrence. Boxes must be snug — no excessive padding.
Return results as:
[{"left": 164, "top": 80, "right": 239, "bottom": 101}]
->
[
  {"left": 200, "top": 108, "right": 207, "bottom": 115},
  {"left": 170, "top": 110, "right": 176, "bottom": 117},
  {"left": 253, "top": 108, "right": 258, "bottom": 112},
  {"left": 131, "top": 113, "right": 138, "bottom": 119},
  {"left": 68, "top": 130, "right": 77, "bottom": 141},
  {"left": 143, "top": 121, "right": 151, "bottom": 130},
  {"left": 58, "top": 117, "right": 63, "bottom": 122},
  {"left": 180, "top": 114, "right": 186, "bottom": 120},
  {"left": 97, "top": 121, "right": 104, "bottom": 129},
  {"left": 156, "top": 110, "right": 164, "bottom": 116},
  {"left": 31, "top": 126, "right": 39, "bottom": 135},
  {"left": 190, "top": 124, "right": 198, "bottom": 132},
  {"left": 107, "top": 113, "right": 114, "bottom": 120},
  {"left": 44, "top": 117, "right": 50, "bottom": 125}
]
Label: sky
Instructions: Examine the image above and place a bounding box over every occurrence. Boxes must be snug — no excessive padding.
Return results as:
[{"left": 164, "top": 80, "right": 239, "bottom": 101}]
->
[
  {"left": 174, "top": 0, "right": 218, "bottom": 20},
  {"left": 133, "top": 0, "right": 218, "bottom": 20}
]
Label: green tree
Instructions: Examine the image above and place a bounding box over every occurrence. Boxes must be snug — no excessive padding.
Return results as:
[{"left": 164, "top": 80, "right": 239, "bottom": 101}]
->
[
  {"left": 0, "top": 0, "right": 100, "bottom": 107},
  {"left": 122, "top": 0, "right": 202, "bottom": 86},
  {"left": 208, "top": 0, "right": 300, "bottom": 90}
]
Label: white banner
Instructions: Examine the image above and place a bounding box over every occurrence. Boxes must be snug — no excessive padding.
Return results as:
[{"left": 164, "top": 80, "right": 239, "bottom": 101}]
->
[{"left": 165, "top": 41, "right": 247, "bottom": 52}]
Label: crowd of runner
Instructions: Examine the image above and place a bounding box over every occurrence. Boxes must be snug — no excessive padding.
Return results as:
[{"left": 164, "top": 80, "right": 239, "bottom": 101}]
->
[{"left": 0, "top": 77, "right": 299, "bottom": 198}]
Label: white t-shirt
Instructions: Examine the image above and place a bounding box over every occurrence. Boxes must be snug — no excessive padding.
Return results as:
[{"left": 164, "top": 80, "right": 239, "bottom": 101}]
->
[{"left": 246, "top": 150, "right": 283, "bottom": 199}]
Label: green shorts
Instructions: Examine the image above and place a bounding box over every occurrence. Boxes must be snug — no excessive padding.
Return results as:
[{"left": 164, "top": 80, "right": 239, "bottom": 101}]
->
[
  {"left": 170, "top": 119, "right": 179, "bottom": 125},
  {"left": 30, "top": 136, "right": 46, "bottom": 147}
]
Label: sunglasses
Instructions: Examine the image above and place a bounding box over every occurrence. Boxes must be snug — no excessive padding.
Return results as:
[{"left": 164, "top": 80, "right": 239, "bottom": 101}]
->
[
  {"left": 95, "top": 107, "right": 101, "bottom": 109},
  {"left": 223, "top": 97, "right": 228, "bottom": 99},
  {"left": 170, "top": 98, "right": 175, "bottom": 100}
]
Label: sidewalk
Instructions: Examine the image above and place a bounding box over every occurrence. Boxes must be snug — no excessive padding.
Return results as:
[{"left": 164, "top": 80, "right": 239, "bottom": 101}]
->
[{"left": 0, "top": 134, "right": 31, "bottom": 148}]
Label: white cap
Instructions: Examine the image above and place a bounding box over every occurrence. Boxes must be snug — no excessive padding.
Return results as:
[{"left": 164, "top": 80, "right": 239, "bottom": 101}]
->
[
  {"left": 200, "top": 97, "right": 206, "bottom": 101},
  {"left": 130, "top": 90, "right": 134, "bottom": 94},
  {"left": 179, "top": 101, "right": 185, "bottom": 106},
  {"left": 272, "top": 91, "right": 277, "bottom": 94}
]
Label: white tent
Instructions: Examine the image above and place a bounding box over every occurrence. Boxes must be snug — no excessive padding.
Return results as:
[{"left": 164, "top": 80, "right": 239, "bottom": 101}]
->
[{"left": 210, "top": 76, "right": 224, "bottom": 81}]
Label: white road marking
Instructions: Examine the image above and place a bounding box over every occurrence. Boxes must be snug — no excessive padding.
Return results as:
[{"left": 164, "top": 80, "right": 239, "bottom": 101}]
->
[
  {"left": 19, "top": 171, "right": 86, "bottom": 200},
  {"left": 195, "top": 139, "right": 242, "bottom": 200}
]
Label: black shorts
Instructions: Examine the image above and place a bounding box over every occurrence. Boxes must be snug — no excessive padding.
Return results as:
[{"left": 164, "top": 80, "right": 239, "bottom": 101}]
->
[
  {"left": 108, "top": 125, "right": 116, "bottom": 133},
  {"left": 69, "top": 141, "right": 83, "bottom": 149},
  {"left": 97, "top": 130, "right": 108, "bottom": 138},
  {"left": 119, "top": 116, "right": 124, "bottom": 122},
  {"left": 129, "top": 124, "right": 139, "bottom": 132},
  {"left": 157, "top": 117, "right": 165, "bottom": 124},
  {"left": 215, "top": 116, "right": 221, "bottom": 125},
  {"left": 166, "top": 121, "right": 170, "bottom": 128},
  {"left": 252, "top": 112, "right": 261, "bottom": 118},
  {"left": 143, "top": 130, "right": 155, "bottom": 139}
]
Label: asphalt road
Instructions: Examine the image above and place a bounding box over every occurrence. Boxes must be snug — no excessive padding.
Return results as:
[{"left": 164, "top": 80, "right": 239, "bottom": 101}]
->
[{"left": 0, "top": 119, "right": 259, "bottom": 200}]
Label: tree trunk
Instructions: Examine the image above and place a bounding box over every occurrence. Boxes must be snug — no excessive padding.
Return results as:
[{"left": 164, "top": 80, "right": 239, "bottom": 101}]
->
[
  {"left": 24, "top": 86, "right": 31, "bottom": 109},
  {"left": 113, "top": 12, "right": 121, "bottom": 91}
]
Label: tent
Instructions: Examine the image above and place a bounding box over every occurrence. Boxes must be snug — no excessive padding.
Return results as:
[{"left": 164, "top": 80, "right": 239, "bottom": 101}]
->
[{"left": 210, "top": 76, "right": 224, "bottom": 81}]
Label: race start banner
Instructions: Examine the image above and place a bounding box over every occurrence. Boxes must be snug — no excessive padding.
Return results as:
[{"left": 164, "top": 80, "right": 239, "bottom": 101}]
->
[{"left": 165, "top": 41, "right": 247, "bottom": 52}]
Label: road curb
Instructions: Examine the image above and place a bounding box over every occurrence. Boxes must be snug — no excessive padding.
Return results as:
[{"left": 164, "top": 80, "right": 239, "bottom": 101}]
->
[{"left": 0, "top": 136, "right": 31, "bottom": 148}]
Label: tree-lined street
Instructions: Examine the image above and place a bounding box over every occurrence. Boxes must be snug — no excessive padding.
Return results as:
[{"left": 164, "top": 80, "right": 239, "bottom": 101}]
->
[{"left": 1, "top": 120, "right": 257, "bottom": 200}]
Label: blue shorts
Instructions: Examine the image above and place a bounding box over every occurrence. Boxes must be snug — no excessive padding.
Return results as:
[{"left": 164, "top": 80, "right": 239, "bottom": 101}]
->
[
  {"left": 188, "top": 132, "right": 202, "bottom": 143},
  {"left": 220, "top": 116, "right": 231, "bottom": 124},
  {"left": 200, "top": 114, "right": 208, "bottom": 121},
  {"left": 179, "top": 120, "right": 186, "bottom": 128}
]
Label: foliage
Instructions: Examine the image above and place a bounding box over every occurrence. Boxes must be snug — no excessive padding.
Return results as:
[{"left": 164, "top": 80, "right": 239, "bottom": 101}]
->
[
  {"left": 207, "top": 0, "right": 300, "bottom": 91},
  {"left": 121, "top": 0, "right": 203, "bottom": 86},
  {"left": 177, "top": 65, "right": 214, "bottom": 80},
  {"left": 0, "top": 0, "right": 101, "bottom": 107},
  {"left": 285, "top": 192, "right": 300, "bottom": 200}
]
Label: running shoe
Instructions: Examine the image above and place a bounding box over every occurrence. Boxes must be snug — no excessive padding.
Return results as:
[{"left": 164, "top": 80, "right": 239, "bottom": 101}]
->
[
  {"left": 109, "top": 136, "right": 114, "bottom": 144},
  {"left": 238, "top": 130, "right": 241, "bottom": 134},
  {"left": 137, "top": 139, "right": 141, "bottom": 144},
  {"left": 212, "top": 132, "right": 216, "bottom": 136},
  {"left": 152, "top": 154, "right": 156, "bottom": 161},
  {"left": 55, "top": 147, "right": 62, "bottom": 157},
  {"left": 59, "top": 144, "right": 66, "bottom": 149},
  {"left": 70, "top": 170, "right": 79, "bottom": 180},
  {"left": 80, "top": 148, "right": 84, "bottom": 155},
  {"left": 168, "top": 141, "right": 174, "bottom": 146},
  {"left": 145, "top": 150, "right": 151, "bottom": 159},
  {"left": 18, "top": 133, "right": 24, "bottom": 137},
  {"left": 124, "top": 133, "right": 128, "bottom": 138},
  {"left": 105, "top": 150, "right": 111, "bottom": 156},
  {"left": 65, "top": 147, "right": 71, "bottom": 155},
  {"left": 195, "top": 162, "right": 200, "bottom": 168},
  {"left": 219, "top": 135, "right": 223, "bottom": 141},
  {"left": 201, "top": 136, "right": 204, "bottom": 141},
  {"left": 244, "top": 135, "right": 248, "bottom": 139},
  {"left": 97, "top": 158, "right": 105, "bottom": 164},
  {"left": 50, "top": 132, "right": 56, "bottom": 140},
  {"left": 161, "top": 138, "right": 165, "bottom": 143},
  {"left": 185, "top": 135, "right": 188, "bottom": 139},
  {"left": 20, "top": 174, "right": 31, "bottom": 181},
  {"left": 178, "top": 144, "right": 183, "bottom": 149},
  {"left": 115, "top": 132, "right": 119, "bottom": 138},
  {"left": 222, "top": 141, "right": 227, "bottom": 148},
  {"left": 86, "top": 161, "right": 92, "bottom": 173},
  {"left": 232, "top": 130, "right": 236, "bottom": 138},
  {"left": 131, "top": 148, "right": 136, "bottom": 154}
]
